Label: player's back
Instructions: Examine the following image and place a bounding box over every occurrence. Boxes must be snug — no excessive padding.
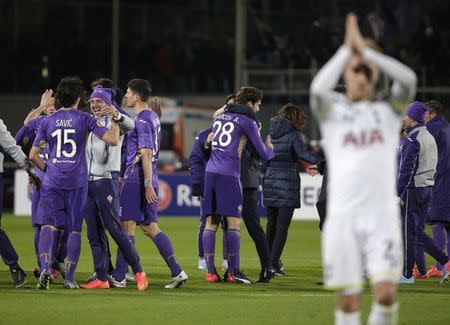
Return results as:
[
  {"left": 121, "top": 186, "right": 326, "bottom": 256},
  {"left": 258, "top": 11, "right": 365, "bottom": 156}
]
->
[
  {"left": 320, "top": 97, "right": 401, "bottom": 215},
  {"left": 206, "top": 112, "right": 255, "bottom": 178},
  {"left": 38, "top": 109, "right": 94, "bottom": 189},
  {"left": 124, "top": 109, "right": 160, "bottom": 184}
]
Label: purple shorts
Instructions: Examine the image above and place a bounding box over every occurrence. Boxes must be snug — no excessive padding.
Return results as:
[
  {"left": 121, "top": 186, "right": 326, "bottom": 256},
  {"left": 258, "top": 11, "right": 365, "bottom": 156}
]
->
[
  {"left": 30, "top": 185, "right": 43, "bottom": 228},
  {"left": 203, "top": 172, "right": 243, "bottom": 217},
  {"left": 120, "top": 181, "right": 158, "bottom": 225},
  {"left": 38, "top": 185, "right": 88, "bottom": 232}
]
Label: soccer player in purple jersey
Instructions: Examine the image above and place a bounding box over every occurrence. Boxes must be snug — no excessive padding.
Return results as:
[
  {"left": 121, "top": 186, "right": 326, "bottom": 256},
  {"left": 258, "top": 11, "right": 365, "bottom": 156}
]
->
[
  {"left": 189, "top": 95, "right": 236, "bottom": 271},
  {"left": 202, "top": 86, "right": 274, "bottom": 284},
  {"left": 112, "top": 79, "right": 187, "bottom": 289},
  {"left": 29, "top": 76, "right": 120, "bottom": 290},
  {"left": 17, "top": 90, "right": 69, "bottom": 280}
]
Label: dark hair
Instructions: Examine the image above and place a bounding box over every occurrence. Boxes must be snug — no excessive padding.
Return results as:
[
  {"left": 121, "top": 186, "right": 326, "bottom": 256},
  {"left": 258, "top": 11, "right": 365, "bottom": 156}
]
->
[
  {"left": 127, "top": 79, "right": 152, "bottom": 102},
  {"left": 235, "top": 86, "right": 263, "bottom": 105},
  {"left": 425, "top": 100, "right": 444, "bottom": 115},
  {"left": 55, "top": 76, "right": 84, "bottom": 108},
  {"left": 91, "top": 77, "right": 123, "bottom": 105},
  {"left": 277, "top": 103, "right": 307, "bottom": 130},
  {"left": 225, "top": 94, "right": 236, "bottom": 104},
  {"left": 91, "top": 78, "right": 114, "bottom": 90}
]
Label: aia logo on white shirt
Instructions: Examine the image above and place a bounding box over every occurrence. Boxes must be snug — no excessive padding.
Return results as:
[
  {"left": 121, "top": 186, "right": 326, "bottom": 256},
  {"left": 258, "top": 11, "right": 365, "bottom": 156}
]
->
[{"left": 343, "top": 129, "right": 384, "bottom": 147}]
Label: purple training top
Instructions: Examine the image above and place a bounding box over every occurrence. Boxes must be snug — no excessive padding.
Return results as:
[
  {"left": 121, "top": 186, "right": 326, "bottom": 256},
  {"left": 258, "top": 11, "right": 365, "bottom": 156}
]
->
[
  {"left": 33, "top": 109, "right": 108, "bottom": 189},
  {"left": 124, "top": 109, "right": 160, "bottom": 187},
  {"left": 206, "top": 112, "right": 274, "bottom": 178}
]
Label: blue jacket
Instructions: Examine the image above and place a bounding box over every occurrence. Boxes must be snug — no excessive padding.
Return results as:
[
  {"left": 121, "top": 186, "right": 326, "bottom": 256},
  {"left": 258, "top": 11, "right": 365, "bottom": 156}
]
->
[
  {"left": 426, "top": 115, "right": 450, "bottom": 222},
  {"left": 262, "top": 117, "right": 320, "bottom": 208},
  {"left": 397, "top": 124, "right": 437, "bottom": 196},
  {"left": 189, "top": 128, "right": 212, "bottom": 197}
]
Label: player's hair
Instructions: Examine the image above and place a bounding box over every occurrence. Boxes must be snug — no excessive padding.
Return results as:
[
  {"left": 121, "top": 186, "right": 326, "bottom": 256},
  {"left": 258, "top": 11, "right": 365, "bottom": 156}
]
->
[
  {"left": 55, "top": 76, "right": 85, "bottom": 108},
  {"left": 225, "top": 94, "right": 236, "bottom": 104},
  {"left": 91, "top": 77, "right": 124, "bottom": 105},
  {"left": 91, "top": 77, "right": 114, "bottom": 90},
  {"left": 127, "top": 79, "right": 152, "bottom": 102},
  {"left": 425, "top": 100, "right": 444, "bottom": 115},
  {"left": 277, "top": 103, "right": 307, "bottom": 130},
  {"left": 235, "top": 86, "right": 263, "bottom": 105}
]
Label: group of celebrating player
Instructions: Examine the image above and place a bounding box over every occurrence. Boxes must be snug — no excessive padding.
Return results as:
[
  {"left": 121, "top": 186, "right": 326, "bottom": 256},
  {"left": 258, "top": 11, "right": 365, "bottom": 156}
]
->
[
  {"left": 10, "top": 77, "right": 187, "bottom": 291},
  {"left": 0, "top": 12, "right": 449, "bottom": 325}
]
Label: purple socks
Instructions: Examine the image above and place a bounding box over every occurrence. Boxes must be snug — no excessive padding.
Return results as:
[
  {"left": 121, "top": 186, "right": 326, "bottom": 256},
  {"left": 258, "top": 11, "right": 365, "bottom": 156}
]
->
[
  {"left": 65, "top": 233, "right": 81, "bottom": 282},
  {"left": 113, "top": 235, "right": 135, "bottom": 282},
  {"left": 51, "top": 229, "right": 63, "bottom": 264},
  {"left": 153, "top": 232, "right": 182, "bottom": 277},
  {"left": 432, "top": 223, "right": 450, "bottom": 270},
  {"left": 38, "top": 226, "right": 53, "bottom": 271},
  {"left": 198, "top": 218, "right": 206, "bottom": 258},
  {"left": 34, "top": 228, "right": 41, "bottom": 269},
  {"left": 227, "top": 228, "right": 240, "bottom": 274},
  {"left": 222, "top": 229, "right": 228, "bottom": 262},
  {"left": 203, "top": 229, "right": 216, "bottom": 273}
]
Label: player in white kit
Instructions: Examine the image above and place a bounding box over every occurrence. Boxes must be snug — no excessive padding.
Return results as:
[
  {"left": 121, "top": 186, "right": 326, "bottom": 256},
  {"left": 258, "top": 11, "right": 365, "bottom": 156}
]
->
[{"left": 310, "top": 14, "right": 417, "bottom": 325}]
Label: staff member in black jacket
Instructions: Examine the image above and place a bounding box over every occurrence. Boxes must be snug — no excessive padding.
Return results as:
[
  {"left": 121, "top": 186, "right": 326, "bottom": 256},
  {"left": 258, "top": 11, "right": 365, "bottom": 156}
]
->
[{"left": 263, "top": 104, "right": 321, "bottom": 275}]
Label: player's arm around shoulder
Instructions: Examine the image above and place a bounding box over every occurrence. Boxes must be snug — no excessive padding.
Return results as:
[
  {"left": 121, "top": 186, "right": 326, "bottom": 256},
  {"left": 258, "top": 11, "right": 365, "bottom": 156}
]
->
[
  {"left": 242, "top": 116, "right": 274, "bottom": 161},
  {"left": 85, "top": 108, "right": 120, "bottom": 146}
]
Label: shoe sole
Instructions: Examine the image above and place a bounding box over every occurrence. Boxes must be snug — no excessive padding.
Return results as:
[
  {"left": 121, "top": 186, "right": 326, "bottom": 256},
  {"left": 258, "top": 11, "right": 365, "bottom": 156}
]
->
[
  {"left": 37, "top": 275, "right": 50, "bottom": 290},
  {"left": 165, "top": 277, "right": 188, "bottom": 289},
  {"left": 110, "top": 283, "right": 126, "bottom": 288},
  {"left": 229, "top": 278, "right": 252, "bottom": 284},
  {"left": 63, "top": 284, "right": 79, "bottom": 289},
  {"left": 439, "top": 270, "right": 450, "bottom": 285},
  {"left": 14, "top": 278, "right": 27, "bottom": 288}
]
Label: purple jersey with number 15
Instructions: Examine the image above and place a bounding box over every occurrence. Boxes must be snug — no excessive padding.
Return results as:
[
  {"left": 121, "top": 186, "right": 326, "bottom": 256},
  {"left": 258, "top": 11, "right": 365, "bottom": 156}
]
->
[
  {"left": 124, "top": 109, "right": 161, "bottom": 187},
  {"left": 206, "top": 112, "right": 274, "bottom": 178},
  {"left": 33, "top": 109, "right": 108, "bottom": 190}
]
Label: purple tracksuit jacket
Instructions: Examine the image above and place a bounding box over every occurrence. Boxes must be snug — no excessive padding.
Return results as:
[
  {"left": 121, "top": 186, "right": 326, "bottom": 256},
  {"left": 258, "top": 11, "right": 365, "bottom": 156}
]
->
[
  {"left": 426, "top": 115, "right": 450, "bottom": 223},
  {"left": 189, "top": 128, "right": 212, "bottom": 197}
]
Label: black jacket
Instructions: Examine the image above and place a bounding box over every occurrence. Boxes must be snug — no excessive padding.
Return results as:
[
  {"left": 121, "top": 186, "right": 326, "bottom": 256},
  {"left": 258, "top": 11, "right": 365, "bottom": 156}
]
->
[{"left": 263, "top": 117, "right": 320, "bottom": 208}]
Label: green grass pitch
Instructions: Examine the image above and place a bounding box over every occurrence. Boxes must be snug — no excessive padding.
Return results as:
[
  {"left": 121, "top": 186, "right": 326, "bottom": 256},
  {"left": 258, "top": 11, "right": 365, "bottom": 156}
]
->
[{"left": 0, "top": 214, "right": 449, "bottom": 324}]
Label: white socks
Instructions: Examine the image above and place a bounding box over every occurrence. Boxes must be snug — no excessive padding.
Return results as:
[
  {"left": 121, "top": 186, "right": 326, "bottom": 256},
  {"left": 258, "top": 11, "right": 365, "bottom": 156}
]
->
[
  {"left": 335, "top": 302, "right": 398, "bottom": 325},
  {"left": 368, "top": 302, "right": 399, "bottom": 325},
  {"left": 335, "top": 309, "right": 360, "bottom": 325}
]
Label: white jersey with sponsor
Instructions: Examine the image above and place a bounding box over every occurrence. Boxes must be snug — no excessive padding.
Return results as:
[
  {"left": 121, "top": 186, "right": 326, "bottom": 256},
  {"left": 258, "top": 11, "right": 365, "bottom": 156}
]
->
[
  {"left": 310, "top": 45, "right": 417, "bottom": 289},
  {"left": 320, "top": 96, "right": 401, "bottom": 216}
]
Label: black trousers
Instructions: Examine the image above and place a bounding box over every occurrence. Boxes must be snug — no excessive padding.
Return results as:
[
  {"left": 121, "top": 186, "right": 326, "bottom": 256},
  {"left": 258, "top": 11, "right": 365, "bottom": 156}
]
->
[
  {"left": 242, "top": 189, "right": 271, "bottom": 269},
  {"left": 266, "top": 206, "right": 295, "bottom": 266},
  {"left": 316, "top": 199, "right": 327, "bottom": 231},
  {"left": 0, "top": 173, "right": 19, "bottom": 267}
]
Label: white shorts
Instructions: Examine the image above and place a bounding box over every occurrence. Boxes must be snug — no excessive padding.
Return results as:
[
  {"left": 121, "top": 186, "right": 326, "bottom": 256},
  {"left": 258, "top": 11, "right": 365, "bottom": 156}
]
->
[{"left": 322, "top": 208, "right": 403, "bottom": 292}]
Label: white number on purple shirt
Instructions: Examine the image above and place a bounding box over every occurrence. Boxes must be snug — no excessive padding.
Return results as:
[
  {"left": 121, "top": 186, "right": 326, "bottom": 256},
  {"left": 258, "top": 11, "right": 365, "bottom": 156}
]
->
[
  {"left": 152, "top": 125, "right": 161, "bottom": 162},
  {"left": 212, "top": 121, "right": 234, "bottom": 147},
  {"left": 51, "top": 129, "right": 77, "bottom": 158}
]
